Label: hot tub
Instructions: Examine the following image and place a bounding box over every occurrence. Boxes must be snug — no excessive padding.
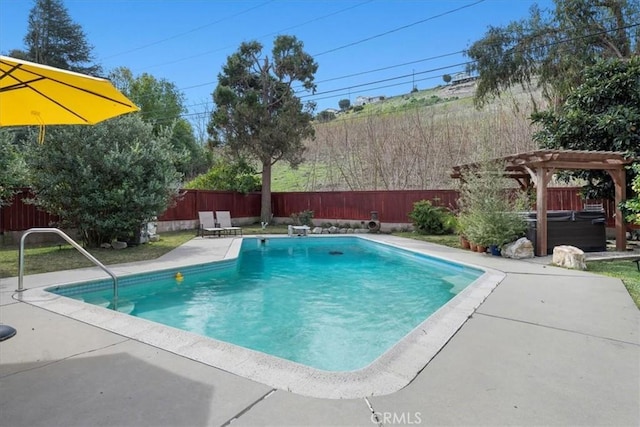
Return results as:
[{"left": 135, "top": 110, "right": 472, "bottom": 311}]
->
[{"left": 524, "top": 210, "right": 606, "bottom": 254}]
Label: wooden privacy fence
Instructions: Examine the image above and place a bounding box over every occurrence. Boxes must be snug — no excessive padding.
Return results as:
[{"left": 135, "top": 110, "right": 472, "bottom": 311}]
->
[
  {"left": 1, "top": 187, "right": 616, "bottom": 232},
  {"left": 272, "top": 190, "right": 460, "bottom": 222}
]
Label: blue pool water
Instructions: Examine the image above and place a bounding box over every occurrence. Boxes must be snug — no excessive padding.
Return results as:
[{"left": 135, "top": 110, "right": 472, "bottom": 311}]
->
[{"left": 50, "top": 237, "right": 482, "bottom": 371}]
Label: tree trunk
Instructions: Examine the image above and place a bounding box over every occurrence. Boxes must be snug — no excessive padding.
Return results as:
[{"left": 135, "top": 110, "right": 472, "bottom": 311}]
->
[{"left": 261, "top": 160, "right": 272, "bottom": 223}]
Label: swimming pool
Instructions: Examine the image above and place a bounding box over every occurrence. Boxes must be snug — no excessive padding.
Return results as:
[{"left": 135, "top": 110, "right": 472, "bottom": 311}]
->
[
  {"left": 49, "top": 237, "right": 482, "bottom": 372},
  {"left": 30, "top": 235, "right": 503, "bottom": 398}
]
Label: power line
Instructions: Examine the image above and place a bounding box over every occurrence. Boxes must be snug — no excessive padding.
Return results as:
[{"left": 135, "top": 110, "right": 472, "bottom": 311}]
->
[
  {"left": 298, "top": 62, "right": 470, "bottom": 98},
  {"left": 177, "top": 50, "right": 467, "bottom": 107},
  {"left": 312, "top": 0, "right": 486, "bottom": 57},
  {"left": 137, "top": 0, "right": 374, "bottom": 72},
  {"left": 135, "top": 21, "right": 640, "bottom": 123},
  {"left": 102, "top": 1, "right": 275, "bottom": 60}
]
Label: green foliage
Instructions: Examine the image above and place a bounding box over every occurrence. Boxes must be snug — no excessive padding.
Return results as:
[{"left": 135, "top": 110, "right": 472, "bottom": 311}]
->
[
  {"left": 108, "top": 67, "right": 210, "bottom": 179},
  {"left": 338, "top": 99, "right": 351, "bottom": 110},
  {"left": 466, "top": 0, "right": 639, "bottom": 108},
  {"left": 27, "top": 115, "right": 182, "bottom": 247},
  {"left": 532, "top": 57, "right": 640, "bottom": 199},
  {"left": 23, "top": 0, "right": 101, "bottom": 74},
  {"left": 457, "top": 160, "right": 528, "bottom": 247},
  {"left": 169, "top": 119, "right": 212, "bottom": 179},
  {"left": 208, "top": 35, "right": 318, "bottom": 222},
  {"left": 184, "top": 158, "right": 261, "bottom": 193},
  {"left": 0, "top": 130, "right": 28, "bottom": 206},
  {"left": 442, "top": 74, "right": 452, "bottom": 84},
  {"left": 290, "top": 210, "right": 314, "bottom": 226},
  {"left": 316, "top": 110, "right": 336, "bottom": 123},
  {"left": 408, "top": 200, "right": 455, "bottom": 235},
  {"left": 621, "top": 163, "right": 640, "bottom": 226}
]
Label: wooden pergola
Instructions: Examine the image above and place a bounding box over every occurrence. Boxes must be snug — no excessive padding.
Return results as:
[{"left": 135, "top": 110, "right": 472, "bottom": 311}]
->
[{"left": 452, "top": 150, "right": 636, "bottom": 256}]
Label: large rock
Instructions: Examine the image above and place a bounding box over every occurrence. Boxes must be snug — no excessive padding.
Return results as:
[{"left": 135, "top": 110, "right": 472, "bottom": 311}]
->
[
  {"left": 502, "top": 237, "right": 534, "bottom": 259},
  {"left": 552, "top": 245, "right": 586, "bottom": 270},
  {"left": 111, "top": 241, "right": 127, "bottom": 250},
  {"left": 312, "top": 227, "right": 323, "bottom": 234}
]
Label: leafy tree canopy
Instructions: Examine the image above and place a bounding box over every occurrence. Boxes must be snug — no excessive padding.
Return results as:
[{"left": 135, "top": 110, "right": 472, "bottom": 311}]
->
[
  {"left": 466, "top": 0, "right": 639, "bottom": 109},
  {"left": 316, "top": 110, "right": 336, "bottom": 123},
  {"left": 27, "top": 115, "right": 182, "bottom": 247},
  {"left": 208, "top": 35, "right": 318, "bottom": 221},
  {"left": 0, "top": 130, "right": 29, "bottom": 206},
  {"left": 338, "top": 99, "right": 351, "bottom": 110},
  {"left": 532, "top": 56, "right": 640, "bottom": 198},
  {"left": 109, "top": 67, "right": 212, "bottom": 179},
  {"left": 20, "top": 0, "right": 102, "bottom": 74},
  {"left": 183, "top": 158, "right": 261, "bottom": 193}
]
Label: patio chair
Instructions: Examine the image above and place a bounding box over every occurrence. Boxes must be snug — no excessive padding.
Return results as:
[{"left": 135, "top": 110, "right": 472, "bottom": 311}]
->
[
  {"left": 215, "top": 211, "right": 243, "bottom": 236},
  {"left": 198, "top": 211, "right": 224, "bottom": 237}
]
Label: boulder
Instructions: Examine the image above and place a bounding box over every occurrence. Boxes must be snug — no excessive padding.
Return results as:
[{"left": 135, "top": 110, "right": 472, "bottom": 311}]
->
[
  {"left": 328, "top": 226, "right": 338, "bottom": 234},
  {"left": 100, "top": 243, "right": 112, "bottom": 249},
  {"left": 502, "top": 237, "right": 534, "bottom": 259},
  {"left": 149, "top": 234, "right": 160, "bottom": 242},
  {"left": 552, "top": 245, "right": 586, "bottom": 270},
  {"left": 111, "top": 241, "right": 128, "bottom": 250},
  {"left": 339, "top": 228, "right": 347, "bottom": 234},
  {"left": 312, "top": 227, "right": 323, "bottom": 234}
]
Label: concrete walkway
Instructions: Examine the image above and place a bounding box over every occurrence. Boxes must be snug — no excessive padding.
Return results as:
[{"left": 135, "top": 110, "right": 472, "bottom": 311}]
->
[{"left": 1, "top": 235, "right": 638, "bottom": 426}]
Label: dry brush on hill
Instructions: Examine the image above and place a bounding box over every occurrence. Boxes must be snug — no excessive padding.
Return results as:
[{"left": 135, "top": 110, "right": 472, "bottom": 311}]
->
[{"left": 301, "top": 87, "right": 545, "bottom": 191}]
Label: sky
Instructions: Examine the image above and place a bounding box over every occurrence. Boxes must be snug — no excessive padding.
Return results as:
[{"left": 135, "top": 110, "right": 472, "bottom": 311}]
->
[{"left": 0, "top": 0, "right": 555, "bottom": 130}]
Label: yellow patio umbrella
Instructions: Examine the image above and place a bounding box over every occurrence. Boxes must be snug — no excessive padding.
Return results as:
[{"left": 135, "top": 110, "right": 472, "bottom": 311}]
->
[{"left": 0, "top": 55, "right": 139, "bottom": 137}]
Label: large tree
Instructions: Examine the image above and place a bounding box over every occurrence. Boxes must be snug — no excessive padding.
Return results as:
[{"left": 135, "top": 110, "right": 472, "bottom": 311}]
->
[
  {"left": 466, "top": 0, "right": 639, "bottom": 109},
  {"left": 0, "top": 130, "right": 28, "bottom": 206},
  {"left": 20, "top": 0, "right": 101, "bottom": 74},
  {"left": 109, "top": 67, "right": 212, "bottom": 179},
  {"left": 532, "top": 56, "right": 640, "bottom": 198},
  {"left": 208, "top": 35, "right": 318, "bottom": 222},
  {"left": 27, "top": 115, "right": 182, "bottom": 247}
]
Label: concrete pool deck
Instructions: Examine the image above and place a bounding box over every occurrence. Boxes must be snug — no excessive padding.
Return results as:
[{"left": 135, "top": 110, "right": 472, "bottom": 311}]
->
[{"left": 1, "top": 235, "right": 639, "bottom": 426}]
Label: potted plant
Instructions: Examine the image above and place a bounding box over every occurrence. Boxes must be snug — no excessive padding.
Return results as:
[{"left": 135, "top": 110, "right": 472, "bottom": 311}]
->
[{"left": 457, "top": 158, "right": 528, "bottom": 255}]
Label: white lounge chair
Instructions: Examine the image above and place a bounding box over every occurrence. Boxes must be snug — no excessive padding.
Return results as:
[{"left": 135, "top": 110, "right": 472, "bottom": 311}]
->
[
  {"left": 198, "top": 211, "right": 224, "bottom": 237},
  {"left": 215, "top": 211, "right": 242, "bottom": 236}
]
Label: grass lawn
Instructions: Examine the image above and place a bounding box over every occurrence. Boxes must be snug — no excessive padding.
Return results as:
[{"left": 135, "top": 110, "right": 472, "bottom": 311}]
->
[
  {"left": 0, "top": 225, "right": 292, "bottom": 278},
  {"left": 391, "top": 232, "right": 461, "bottom": 248},
  {"left": 587, "top": 260, "right": 640, "bottom": 308}
]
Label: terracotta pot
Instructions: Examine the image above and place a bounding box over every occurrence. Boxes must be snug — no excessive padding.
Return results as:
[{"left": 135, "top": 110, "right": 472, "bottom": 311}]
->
[
  {"left": 476, "top": 245, "right": 487, "bottom": 253},
  {"left": 460, "top": 236, "right": 471, "bottom": 249},
  {"left": 469, "top": 242, "right": 477, "bottom": 251}
]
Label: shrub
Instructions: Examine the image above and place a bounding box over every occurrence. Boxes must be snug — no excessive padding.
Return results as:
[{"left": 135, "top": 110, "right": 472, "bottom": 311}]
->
[
  {"left": 291, "top": 210, "right": 314, "bottom": 226},
  {"left": 184, "top": 158, "right": 260, "bottom": 193},
  {"left": 457, "top": 159, "right": 528, "bottom": 247},
  {"left": 621, "top": 163, "right": 640, "bottom": 226},
  {"left": 27, "top": 115, "right": 182, "bottom": 247},
  {"left": 408, "top": 200, "right": 455, "bottom": 235}
]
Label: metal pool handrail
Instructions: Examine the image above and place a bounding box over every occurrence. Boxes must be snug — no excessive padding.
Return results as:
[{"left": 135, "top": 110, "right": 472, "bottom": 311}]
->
[{"left": 17, "top": 228, "right": 119, "bottom": 309}]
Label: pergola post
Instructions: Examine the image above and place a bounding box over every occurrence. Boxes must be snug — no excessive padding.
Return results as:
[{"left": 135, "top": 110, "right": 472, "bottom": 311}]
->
[
  {"left": 535, "top": 167, "right": 554, "bottom": 257},
  {"left": 607, "top": 168, "right": 627, "bottom": 252}
]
